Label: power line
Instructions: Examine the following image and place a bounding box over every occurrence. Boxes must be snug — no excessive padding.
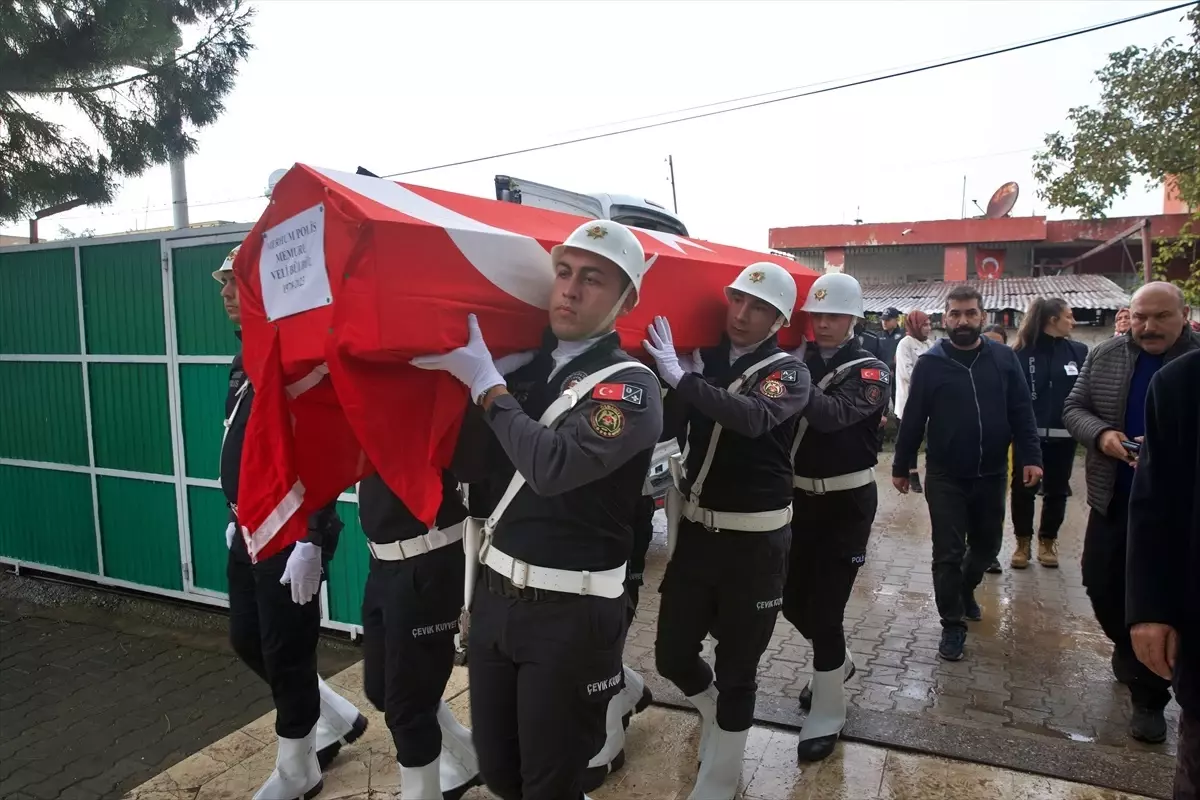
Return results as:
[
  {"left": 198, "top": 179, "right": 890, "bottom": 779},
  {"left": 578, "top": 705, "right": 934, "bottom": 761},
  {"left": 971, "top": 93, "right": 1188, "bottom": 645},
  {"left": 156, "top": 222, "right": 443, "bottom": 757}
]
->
[{"left": 381, "top": 1, "right": 1195, "bottom": 179}]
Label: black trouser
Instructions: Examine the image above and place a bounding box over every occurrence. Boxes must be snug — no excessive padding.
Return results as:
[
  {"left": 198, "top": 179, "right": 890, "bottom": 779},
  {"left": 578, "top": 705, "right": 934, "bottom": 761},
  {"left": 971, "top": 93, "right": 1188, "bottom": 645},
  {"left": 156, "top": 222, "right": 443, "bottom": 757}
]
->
[
  {"left": 361, "top": 544, "right": 463, "bottom": 768},
  {"left": 925, "top": 473, "right": 1006, "bottom": 632},
  {"left": 468, "top": 572, "right": 627, "bottom": 800},
  {"left": 1011, "top": 438, "right": 1076, "bottom": 540},
  {"left": 655, "top": 519, "right": 790, "bottom": 731},
  {"left": 227, "top": 535, "right": 321, "bottom": 739},
  {"left": 783, "top": 484, "right": 876, "bottom": 672},
  {"left": 626, "top": 495, "right": 656, "bottom": 622},
  {"left": 1081, "top": 491, "right": 1172, "bottom": 711}
]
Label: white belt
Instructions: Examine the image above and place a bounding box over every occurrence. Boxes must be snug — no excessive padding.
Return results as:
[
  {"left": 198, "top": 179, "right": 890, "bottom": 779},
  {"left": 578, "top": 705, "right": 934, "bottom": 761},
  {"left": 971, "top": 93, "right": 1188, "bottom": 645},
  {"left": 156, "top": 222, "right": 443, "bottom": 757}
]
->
[
  {"left": 1041, "top": 428, "right": 1073, "bottom": 439},
  {"left": 367, "top": 526, "right": 463, "bottom": 561},
  {"left": 794, "top": 468, "right": 876, "bottom": 494},
  {"left": 681, "top": 501, "right": 792, "bottom": 532},
  {"left": 483, "top": 544, "right": 626, "bottom": 599}
]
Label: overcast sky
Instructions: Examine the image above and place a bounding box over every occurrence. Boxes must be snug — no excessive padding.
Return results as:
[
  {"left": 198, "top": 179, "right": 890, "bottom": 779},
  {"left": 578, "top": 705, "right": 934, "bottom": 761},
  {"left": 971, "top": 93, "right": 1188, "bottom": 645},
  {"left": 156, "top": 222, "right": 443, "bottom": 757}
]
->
[{"left": 8, "top": 0, "right": 1192, "bottom": 249}]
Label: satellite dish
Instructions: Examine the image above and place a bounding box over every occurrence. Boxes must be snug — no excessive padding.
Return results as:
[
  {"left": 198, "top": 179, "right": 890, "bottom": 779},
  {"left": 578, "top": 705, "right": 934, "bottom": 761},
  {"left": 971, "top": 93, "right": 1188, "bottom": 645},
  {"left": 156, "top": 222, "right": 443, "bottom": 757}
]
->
[
  {"left": 266, "top": 168, "right": 289, "bottom": 196},
  {"left": 985, "top": 181, "right": 1019, "bottom": 219}
]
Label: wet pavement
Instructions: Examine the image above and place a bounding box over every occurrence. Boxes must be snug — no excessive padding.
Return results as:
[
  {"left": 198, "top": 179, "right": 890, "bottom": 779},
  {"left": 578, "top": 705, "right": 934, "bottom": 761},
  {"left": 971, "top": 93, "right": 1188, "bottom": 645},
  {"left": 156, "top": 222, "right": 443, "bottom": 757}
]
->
[
  {"left": 624, "top": 468, "right": 1180, "bottom": 797},
  {"left": 0, "top": 573, "right": 360, "bottom": 800},
  {"left": 124, "top": 663, "right": 1154, "bottom": 800}
]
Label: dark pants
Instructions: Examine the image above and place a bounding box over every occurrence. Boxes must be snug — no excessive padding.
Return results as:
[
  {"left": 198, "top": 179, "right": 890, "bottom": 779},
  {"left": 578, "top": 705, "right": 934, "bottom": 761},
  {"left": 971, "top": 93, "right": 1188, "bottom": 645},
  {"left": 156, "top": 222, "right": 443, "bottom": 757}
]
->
[
  {"left": 1011, "top": 439, "right": 1076, "bottom": 540},
  {"left": 925, "top": 473, "right": 1007, "bottom": 632},
  {"left": 625, "top": 495, "right": 656, "bottom": 623},
  {"left": 783, "top": 484, "right": 876, "bottom": 672},
  {"left": 468, "top": 573, "right": 626, "bottom": 800},
  {"left": 655, "top": 519, "right": 790, "bottom": 731},
  {"left": 361, "top": 544, "right": 463, "bottom": 768},
  {"left": 1081, "top": 492, "right": 1173, "bottom": 711},
  {"left": 1178, "top": 707, "right": 1200, "bottom": 800},
  {"left": 227, "top": 535, "right": 321, "bottom": 739}
]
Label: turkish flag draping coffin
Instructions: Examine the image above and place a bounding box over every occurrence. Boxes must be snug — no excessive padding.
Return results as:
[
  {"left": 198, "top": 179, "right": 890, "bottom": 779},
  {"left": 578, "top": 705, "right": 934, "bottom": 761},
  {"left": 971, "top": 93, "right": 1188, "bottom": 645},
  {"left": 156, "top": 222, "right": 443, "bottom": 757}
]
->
[{"left": 231, "top": 164, "right": 818, "bottom": 561}]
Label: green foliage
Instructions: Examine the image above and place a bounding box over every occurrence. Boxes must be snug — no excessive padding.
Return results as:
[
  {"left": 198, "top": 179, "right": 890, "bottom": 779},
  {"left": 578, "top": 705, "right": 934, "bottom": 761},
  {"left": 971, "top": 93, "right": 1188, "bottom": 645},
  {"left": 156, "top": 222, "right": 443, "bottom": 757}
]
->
[
  {"left": 0, "top": 0, "right": 254, "bottom": 222},
  {"left": 1033, "top": 5, "right": 1200, "bottom": 306}
]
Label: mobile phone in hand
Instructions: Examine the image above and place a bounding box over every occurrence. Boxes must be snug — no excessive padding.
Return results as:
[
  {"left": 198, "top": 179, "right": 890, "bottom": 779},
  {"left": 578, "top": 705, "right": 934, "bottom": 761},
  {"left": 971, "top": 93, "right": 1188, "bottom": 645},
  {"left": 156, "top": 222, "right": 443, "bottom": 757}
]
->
[{"left": 1121, "top": 440, "right": 1141, "bottom": 454}]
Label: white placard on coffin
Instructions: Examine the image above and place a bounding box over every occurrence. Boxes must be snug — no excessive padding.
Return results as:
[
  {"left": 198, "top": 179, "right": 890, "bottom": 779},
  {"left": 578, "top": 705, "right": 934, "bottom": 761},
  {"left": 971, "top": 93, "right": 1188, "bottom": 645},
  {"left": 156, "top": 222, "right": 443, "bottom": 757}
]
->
[{"left": 259, "top": 203, "right": 332, "bottom": 322}]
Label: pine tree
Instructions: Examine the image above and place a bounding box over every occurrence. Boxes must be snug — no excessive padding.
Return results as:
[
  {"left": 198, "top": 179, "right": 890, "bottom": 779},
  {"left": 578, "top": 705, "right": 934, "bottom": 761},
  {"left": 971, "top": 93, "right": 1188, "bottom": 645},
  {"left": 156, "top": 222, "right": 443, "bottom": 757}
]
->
[{"left": 0, "top": 0, "right": 254, "bottom": 222}]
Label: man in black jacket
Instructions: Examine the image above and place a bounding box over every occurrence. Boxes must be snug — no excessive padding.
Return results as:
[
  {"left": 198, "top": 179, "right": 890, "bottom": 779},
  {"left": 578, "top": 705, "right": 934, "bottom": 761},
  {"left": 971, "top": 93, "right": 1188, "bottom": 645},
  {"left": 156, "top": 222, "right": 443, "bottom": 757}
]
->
[
  {"left": 1129, "top": 349, "right": 1199, "bottom": 796},
  {"left": 893, "top": 285, "right": 1042, "bottom": 662}
]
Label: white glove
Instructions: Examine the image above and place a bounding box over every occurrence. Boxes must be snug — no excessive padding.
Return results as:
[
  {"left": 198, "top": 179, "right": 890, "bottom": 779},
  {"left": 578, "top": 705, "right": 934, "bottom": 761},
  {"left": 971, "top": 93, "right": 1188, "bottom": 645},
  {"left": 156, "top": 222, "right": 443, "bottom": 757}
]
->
[
  {"left": 225, "top": 522, "right": 236, "bottom": 550},
  {"left": 280, "top": 541, "right": 322, "bottom": 605},
  {"left": 410, "top": 314, "right": 505, "bottom": 402},
  {"left": 788, "top": 340, "right": 807, "bottom": 361},
  {"left": 494, "top": 349, "right": 538, "bottom": 376},
  {"left": 677, "top": 348, "right": 704, "bottom": 376},
  {"left": 642, "top": 316, "right": 684, "bottom": 388}
]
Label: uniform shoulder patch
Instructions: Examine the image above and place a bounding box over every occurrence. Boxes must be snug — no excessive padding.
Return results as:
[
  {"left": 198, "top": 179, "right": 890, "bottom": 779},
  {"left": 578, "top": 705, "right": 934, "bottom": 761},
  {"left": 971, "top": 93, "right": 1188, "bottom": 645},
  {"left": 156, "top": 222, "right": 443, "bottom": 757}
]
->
[
  {"left": 758, "top": 377, "right": 786, "bottom": 398},
  {"left": 591, "top": 383, "right": 645, "bottom": 406},
  {"left": 864, "top": 383, "right": 883, "bottom": 405},
  {"left": 861, "top": 367, "right": 891, "bottom": 385},
  {"left": 767, "top": 368, "right": 801, "bottom": 385},
  {"left": 590, "top": 403, "right": 625, "bottom": 438}
]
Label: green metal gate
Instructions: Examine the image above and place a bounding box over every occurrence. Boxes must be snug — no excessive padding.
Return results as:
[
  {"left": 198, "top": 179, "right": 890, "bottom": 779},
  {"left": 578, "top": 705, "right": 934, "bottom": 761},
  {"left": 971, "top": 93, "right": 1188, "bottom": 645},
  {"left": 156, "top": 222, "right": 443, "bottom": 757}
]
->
[{"left": 0, "top": 227, "right": 369, "bottom": 633}]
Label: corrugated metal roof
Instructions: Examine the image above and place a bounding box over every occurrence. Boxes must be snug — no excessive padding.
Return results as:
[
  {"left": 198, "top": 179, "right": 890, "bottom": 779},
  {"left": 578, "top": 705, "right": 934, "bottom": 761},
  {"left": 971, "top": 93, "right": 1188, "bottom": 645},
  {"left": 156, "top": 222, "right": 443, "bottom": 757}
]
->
[{"left": 860, "top": 274, "right": 1130, "bottom": 315}]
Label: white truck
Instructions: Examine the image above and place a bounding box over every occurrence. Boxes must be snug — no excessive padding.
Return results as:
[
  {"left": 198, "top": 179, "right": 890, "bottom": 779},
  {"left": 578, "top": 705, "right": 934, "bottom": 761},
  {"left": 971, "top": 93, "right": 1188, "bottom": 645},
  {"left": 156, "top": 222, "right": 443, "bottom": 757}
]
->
[{"left": 493, "top": 175, "right": 684, "bottom": 502}]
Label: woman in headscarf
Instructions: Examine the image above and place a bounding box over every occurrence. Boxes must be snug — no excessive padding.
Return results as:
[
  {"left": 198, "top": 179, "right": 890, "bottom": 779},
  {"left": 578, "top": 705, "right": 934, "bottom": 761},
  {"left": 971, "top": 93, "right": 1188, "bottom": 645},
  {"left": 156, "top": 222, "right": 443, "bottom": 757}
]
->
[{"left": 894, "top": 309, "right": 933, "bottom": 492}]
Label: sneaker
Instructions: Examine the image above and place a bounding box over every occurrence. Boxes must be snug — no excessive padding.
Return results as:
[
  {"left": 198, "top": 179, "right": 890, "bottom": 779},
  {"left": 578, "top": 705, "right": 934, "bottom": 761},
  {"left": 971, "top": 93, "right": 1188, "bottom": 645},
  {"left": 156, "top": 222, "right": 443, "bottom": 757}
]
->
[
  {"left": 1129, "top": 705, "right": 1167, "bottom": 743},
  {"left": 962, "top": 591, "right": 982, "bottom": 622},
  {"left": 909, "top": 472, "right": 923, "bottom": 494},
  {"left": 986, "top": 559, "right": 1003, "bottom": 574},
  {"left": 939, "top": 628, "right": 966, "bottom": 661},
  {"left": 1037, "top": 538, "right": 1059, "bottom": 568}
]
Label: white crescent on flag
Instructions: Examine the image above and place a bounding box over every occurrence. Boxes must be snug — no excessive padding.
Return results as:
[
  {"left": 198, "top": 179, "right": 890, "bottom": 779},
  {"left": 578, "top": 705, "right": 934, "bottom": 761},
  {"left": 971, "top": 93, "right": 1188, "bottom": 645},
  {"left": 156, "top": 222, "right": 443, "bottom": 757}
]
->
[{"left": 316, "top": 167, "right": 555, "bottom": 309}]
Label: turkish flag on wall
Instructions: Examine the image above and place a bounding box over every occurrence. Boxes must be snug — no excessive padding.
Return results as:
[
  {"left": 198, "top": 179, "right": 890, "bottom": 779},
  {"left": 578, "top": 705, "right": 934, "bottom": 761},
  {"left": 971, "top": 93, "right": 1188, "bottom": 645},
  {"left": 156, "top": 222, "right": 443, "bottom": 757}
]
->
[
  {"left": 231, "top": 165, "right": 818, "bottom": 562},
  {"left": 975, "top": 248, "right": 1005, "bottom": 280}
]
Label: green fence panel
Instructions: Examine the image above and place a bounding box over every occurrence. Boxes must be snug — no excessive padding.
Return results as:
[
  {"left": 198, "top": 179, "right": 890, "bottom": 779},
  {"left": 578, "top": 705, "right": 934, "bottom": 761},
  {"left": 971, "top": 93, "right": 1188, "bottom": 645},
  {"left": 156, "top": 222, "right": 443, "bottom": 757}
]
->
[
  {"left": 0, "top": 465, "right": 97, "bottom": 572},
  {"left": 0, "top": 362, "right": 88, "bottom": 465},
  {"left": 88, "top": 363, "right": 173, "bottom": 474},
  {"left": 0, "top": 248, "right": 80, "bottom": 355},
  {"left": 326, "top": 500, "right": 368, "bottom": 626},
  {"left": 97, "top": 476, "right": 181, "bottom": 590},
  {"left": 81, "top": 240, "right": 165, "bottom": 355},
  {"left": 173, "top": 244, "right": 241, "bottom": 356},
  {"left": 187, "top": 485, "right": 230, "bottom": 593},
  {"left": 179, "top": 363, "right": 231, "bottom": 480}
]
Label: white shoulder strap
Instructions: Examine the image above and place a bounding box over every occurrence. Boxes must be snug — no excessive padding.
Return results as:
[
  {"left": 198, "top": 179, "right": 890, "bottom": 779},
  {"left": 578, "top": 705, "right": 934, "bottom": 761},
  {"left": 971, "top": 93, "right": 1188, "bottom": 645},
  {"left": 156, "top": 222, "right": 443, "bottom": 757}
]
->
[
  {"left": 687, "top": 351, "right": 792, "bottom": 504},
  {"left": 790, "top": 356, "right": 875, "bottom": 461},
  {"left": 218, "top": 380, "right": 251, "bottom": 476},
  {"left": 485, "top": 360, "right": 656, "bottom": 531}
]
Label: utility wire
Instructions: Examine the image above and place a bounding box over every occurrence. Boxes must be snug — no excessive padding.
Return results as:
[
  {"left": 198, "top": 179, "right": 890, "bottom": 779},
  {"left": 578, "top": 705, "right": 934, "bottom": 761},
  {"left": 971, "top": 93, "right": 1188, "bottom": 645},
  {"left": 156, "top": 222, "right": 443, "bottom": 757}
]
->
[{"left": 381, "top": 1, "right": 1195, "bottom": 179}]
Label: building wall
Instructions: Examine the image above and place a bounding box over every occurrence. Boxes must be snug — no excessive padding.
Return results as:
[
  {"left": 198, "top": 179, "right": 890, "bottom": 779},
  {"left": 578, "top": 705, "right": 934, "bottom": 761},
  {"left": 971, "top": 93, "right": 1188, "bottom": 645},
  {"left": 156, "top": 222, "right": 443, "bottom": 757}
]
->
[{"left": 841, "top": 242, "right": 1036, "bottom": 284}]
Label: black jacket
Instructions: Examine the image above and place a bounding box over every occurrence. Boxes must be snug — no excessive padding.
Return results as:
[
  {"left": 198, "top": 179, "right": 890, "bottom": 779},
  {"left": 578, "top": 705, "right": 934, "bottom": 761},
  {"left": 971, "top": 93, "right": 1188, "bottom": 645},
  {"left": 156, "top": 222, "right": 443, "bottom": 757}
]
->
[
  {"left": 861, "top": 327, "right": 905, "bottom": 369},
  {"left": 359, "top": 470, "right": 468, "bottom": 544},
  {"left": 1014, "top": 333, "right": 1088, "bottom": 435},
  {"left": 893, "top": 337, "right": 1041, "bottom": 479},
  {"left": 1127, "top": 350, "right": 1200, "bottom": 713}
]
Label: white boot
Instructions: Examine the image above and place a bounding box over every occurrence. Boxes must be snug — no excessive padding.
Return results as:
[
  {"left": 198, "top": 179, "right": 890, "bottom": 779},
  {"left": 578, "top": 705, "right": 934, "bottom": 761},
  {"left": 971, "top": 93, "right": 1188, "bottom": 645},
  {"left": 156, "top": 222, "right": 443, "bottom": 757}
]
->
[
  {"left": 253, "top": 726, "right": 323, "bottom": 800},
  {"left": 687, "top": 684, "right": 718, "bottom": 764},
  {"left": 398, "top": 758, "right": 441, "bottom": 800},
  {"left": 314, "top": 677, "right": 369, "bottom": 769},
  {"left": 796, "top": 665, "right": 847, "bottom": 762},
  {"left": 584, "top": 693, "right": 628, "bottom": 786},
  {"left": 797, "top": 646, "right": 855, "bottom": 712},
  {"left": 437, "top": 700, "right": 482, "bottom": 798},
  {"left": 618, "top": 664, "right": 653, "bottom": 721},
  {"left": 688, "top": 725, "right": 748, "bottom": 800}
]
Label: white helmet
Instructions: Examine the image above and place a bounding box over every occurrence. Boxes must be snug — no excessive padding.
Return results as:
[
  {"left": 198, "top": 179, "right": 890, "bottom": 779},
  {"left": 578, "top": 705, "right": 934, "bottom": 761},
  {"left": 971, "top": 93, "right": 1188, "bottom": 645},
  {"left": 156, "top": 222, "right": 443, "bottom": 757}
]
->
[
  {"left": 725, "top": 262, "right": 798, "bottom": 325},
  {"left": 211, "top": 244, "right": 240, "bottom": 282},
  {"left": 550, "top": 220, "right": 649, "bottom": 305},
  {"left": 801, "top": 272, "right": 864, "bottom": 317}
]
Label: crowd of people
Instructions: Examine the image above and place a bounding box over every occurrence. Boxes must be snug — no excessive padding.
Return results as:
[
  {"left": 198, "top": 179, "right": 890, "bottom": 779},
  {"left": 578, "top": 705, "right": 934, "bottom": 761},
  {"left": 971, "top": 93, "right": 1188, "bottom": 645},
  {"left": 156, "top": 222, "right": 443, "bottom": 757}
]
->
[{"left": 211, "top": 225, "right": 1198, "bottom": 800}]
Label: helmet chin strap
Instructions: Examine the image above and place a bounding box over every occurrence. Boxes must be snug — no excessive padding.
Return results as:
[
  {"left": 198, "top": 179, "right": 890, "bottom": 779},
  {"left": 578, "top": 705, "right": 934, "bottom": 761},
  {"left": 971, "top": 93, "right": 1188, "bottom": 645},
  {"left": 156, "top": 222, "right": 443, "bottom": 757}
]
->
[{"left": 586, "top": 283, "right": 634, "bottom": 339}]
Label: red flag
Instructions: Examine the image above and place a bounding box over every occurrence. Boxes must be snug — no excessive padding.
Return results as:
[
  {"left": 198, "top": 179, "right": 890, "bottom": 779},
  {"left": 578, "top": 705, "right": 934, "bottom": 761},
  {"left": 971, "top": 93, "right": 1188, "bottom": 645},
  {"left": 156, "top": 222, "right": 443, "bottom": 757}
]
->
[{"left": 232, "top": 165, "right": 819, "bottom": 562}]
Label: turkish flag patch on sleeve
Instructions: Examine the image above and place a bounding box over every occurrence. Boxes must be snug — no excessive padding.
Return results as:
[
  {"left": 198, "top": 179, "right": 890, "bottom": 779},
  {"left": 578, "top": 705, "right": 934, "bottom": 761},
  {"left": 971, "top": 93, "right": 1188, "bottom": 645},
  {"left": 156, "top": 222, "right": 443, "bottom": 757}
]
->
[
  {"left": 861, "top": 368, "right": 888, "bottom": 384},
  {"left": 592, "top": 383, "right": 646, "bottom": 406}
]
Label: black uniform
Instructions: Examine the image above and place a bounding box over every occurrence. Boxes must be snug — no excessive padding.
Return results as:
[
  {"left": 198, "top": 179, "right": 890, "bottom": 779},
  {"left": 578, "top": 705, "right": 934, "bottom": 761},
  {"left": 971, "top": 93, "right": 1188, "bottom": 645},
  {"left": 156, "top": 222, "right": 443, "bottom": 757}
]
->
[
  {"left": 654, "top": 337, "right": 810, "bottom": 732},
  {"left": 454, "top": 330, "right": 662, "bottom": 800},
  {"left": 1011, "top": 333, "right": 1087, "bottom": 541},
  {"left": 782, "top": 341, "right": 890, "bottom": 672},
  {"left": 223, "top": 349, "right": 342, "bottom": 740},
  {"left": 358, "top": 471, "right": 468, "bottom": 768},
  {"left": 627, "top": 494, "right": 656, "bottom": 620}
]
